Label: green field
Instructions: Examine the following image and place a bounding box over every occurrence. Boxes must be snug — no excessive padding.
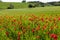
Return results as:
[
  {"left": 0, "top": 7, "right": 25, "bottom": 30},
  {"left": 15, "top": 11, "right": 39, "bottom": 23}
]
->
[
  {"left": 0, "top": 6, "right": 60, "bottom": 15},
  {"left": 0, "top": 6, "right": 60, "bottom": 40},
  {"left": 0, "top": 2, "right": 29, "bottom": 9}
]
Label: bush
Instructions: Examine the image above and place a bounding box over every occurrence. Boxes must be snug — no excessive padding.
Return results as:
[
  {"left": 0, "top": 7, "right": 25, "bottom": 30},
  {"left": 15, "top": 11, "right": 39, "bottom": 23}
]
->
[
  {"left": 28, "top": 4, "right": 35, "bottom": 8},
  {"left": 0, "top": 0, "right": 2, "bottom": 2},
  {"left": 40, "top": 3, "right": 45, "bottom": 7},
  {"left": 22, "top": 0, "right": 26, "bottom": 3},
  {"left": 7, "top": 4, "right": 14, "bottom": 9}
]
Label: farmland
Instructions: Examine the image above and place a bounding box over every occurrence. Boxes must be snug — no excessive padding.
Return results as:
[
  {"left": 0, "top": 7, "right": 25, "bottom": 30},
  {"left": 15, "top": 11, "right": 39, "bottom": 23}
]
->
[{"left": 0, "top": 6, "right": 60, "bottom": 40}]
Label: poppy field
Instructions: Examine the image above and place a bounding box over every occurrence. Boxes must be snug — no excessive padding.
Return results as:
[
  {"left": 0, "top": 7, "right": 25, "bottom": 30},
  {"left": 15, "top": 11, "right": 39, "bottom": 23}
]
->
[
  {"left": 0, "top": 14, "right": 60, "bottom": 40},
  {"left": 0, "top": 6, "right": 60, "bottom": 40}
]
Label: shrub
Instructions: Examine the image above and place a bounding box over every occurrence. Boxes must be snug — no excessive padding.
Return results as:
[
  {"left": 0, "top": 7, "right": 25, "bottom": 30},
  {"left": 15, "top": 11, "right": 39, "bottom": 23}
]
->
[
  {"left": 28, "top": 4, "right": 35, "bottom": 8},
  {"left": 40, "top": 3, "right": 45, "bottom": 7},
  {"left": 22, "top": 0, "right": 26, "bottom": 3},
  {"left": 7, "top": 4, "right": 14, "bottom": 9}
]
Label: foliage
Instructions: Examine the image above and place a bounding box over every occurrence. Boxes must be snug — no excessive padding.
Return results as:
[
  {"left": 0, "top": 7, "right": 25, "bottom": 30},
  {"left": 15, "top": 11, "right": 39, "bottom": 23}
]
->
[
  {"left": 28, "top": 4, "right": 35, "bottom": 8},
  {"left": 0, "top": 0, "right": 2, "bottom": 2},
  {"left": 7, "top": 4, "right": 14, "bottom": 9},
  {"left": 22, "top": 0, "right": 26, "bottom": 3},
  {"left": 47, "top": 1, "right": 60, "bottom": 6}
]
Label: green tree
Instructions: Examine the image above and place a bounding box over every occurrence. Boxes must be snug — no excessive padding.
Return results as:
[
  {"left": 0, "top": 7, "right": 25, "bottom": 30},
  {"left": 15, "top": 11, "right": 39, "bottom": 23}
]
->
[
  {"left": 7, "top": 4, "right": 14, "bottom": 9},
  {"left": 0, "top": 0, "right": 2, "bottom": 2},
  {"left": 40, "top": 3, "right": 45, "bottom": 7},
  {"left": 22, "top": 0, "right": 26, "bottom": 3}
]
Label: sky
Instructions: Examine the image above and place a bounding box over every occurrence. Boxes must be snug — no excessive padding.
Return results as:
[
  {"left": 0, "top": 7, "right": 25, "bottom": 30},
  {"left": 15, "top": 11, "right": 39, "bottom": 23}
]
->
[{"left": 1, "top": 0, "right": 60, "bottom": 3}]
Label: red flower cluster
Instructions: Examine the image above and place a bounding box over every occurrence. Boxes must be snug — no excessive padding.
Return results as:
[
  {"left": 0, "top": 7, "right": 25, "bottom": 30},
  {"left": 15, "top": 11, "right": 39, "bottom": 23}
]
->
[
  {"left": 17, "top": 32, "right": 21, "bottom": 40},
  {"left": 32, "top": 28, "right": 35, "bottom": 33},
  {"left": 5, "top": 31, "right": 9, "bottom": 37},
  {"left": 36, "top": 25, "right": 40, "bottom": 31},
  {"left": 50, "top": 34, "right": 58, "bottom": 40}
]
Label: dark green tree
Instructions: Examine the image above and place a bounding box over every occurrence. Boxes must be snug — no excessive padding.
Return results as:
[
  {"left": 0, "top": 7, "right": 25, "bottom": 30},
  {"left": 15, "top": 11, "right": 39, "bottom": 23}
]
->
[
  {"left": 40, "top": 3, "right": 45, "bottom": 7},
  {"left": 22, "top": 0, "right": 26, "bottom": 3},
  {"left": 0, "top": 0, "right": 2, "bottom": 2},
  {"left": 7, "top": 4, "right": 14, "bottom": 9}
]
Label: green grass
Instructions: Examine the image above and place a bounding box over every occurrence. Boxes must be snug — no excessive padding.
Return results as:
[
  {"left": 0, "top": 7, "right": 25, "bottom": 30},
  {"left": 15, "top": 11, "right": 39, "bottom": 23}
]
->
[
  {"left": 0, "top": 6, "right": 60, "bottom": 16},
  {"left": 0, "top": 2, "right": 29, "bottom": 9}
]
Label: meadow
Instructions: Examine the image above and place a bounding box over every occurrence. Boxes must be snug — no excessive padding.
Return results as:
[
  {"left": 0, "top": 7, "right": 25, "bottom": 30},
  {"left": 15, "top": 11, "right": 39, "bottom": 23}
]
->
[
  {"left": 0, "top": 2, "right": 29, "bottom": 9},
  {"left": 0, "top": 6, "right": 60, "bottom": 40}
]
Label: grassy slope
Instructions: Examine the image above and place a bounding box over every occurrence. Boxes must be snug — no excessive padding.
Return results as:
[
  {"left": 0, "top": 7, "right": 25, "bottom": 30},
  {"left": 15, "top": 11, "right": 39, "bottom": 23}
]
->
[
  {"left": 0, "top": 6, "right": 60, "bottom": 16},
  {"left": 0, "top": 2, "right": 29, "bottom": 9}
]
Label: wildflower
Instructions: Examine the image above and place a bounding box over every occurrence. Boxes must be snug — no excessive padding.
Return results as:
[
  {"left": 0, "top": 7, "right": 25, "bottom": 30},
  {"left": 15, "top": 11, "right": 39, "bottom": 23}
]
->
[
  {"left": 41, "top": 17, "right": 44, "bottom": 22},
  {"left": 35, "top": 25, "right": 40, "bottom": 31},
  {"left": 5, "top": 31, "right": 9, "bottom": 37},
  {"left": 46, "top": 31, "right": 50, "bottom": 35},
  {"left": 21, "top": 26, "right": 26, "bottom": 34},
  {"left": 54, "top": 17, "right": 56, "bottom": 21},
  {"left": 14, "top": 27, "right": 16, "bottom": 31},
  {"left": 58, "top": 17, "right": 60, "bottom": 20},
  {"left": 56, "top": 26, "right": 58, "bottom": 28},
  {"left": 18, "top": 21, "right": 22, "bottom": 25},
  {"left": 32, "top": 15, "right": 38, "bottom": 19},
  {"left": 46, "top": 17, "right": 49, "bottom": 20},
  {"left": 50, "top": 34, "right": 58, "bottom": 40},
  {"left": 36, "top": 36, "right": 40, "bottom": 39},
  {"left": 17, "top": 32, "right": 21, "bottom": 40},
  {"left": 49, "top": 19, "right": 52, "bottom": 22},
  {"left": 54, "top": 23, "right": 57, "bottom": 26},
  {"left": 49, "top": 26, "right": 54, "bottom": 31},
  {"left": 22, "top": 29, "right": 26, "bottom": 34},
  {"left": 5, "top": 16, "right": 9, "bottom": 19},
  {"left": 32, "top": 28, "right": 35, "bottom": 33},
  {"left": 43, "top": 25, "right": 47, "bottom": 30},
  {"left": 12, "top": 18, "right": 16, "bottom": 23},
  {"left": 21, "top": 26, "right": 25, "bottom": 30},
  {"left": 29, "top": 17, "right": 34, "bottom": 21},
  {"left": 18, "top": 32, "right": 21, "bottom": 36}
]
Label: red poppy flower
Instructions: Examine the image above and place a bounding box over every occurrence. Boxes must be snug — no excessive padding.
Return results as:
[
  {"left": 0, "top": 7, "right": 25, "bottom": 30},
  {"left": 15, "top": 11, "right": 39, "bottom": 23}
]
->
[
  {"left": 32, "top": 28, "right": 35, "bottom": 33},
  {"left": 29, "top": 17, "right": 34, "bottom": 21},
  {"left": 58, "top": 17, "right": 60, "bottom": 20},
  {"left": 43, "top": 25, "right": 47, "bottom": 30},
  {"left": 18, "top": 32, "right": 21, "bottom": 36},
  {"left": 36, "top": 25, "right": 40, "bottom": 31},
  {"left": 17, "top": 32, "right": 21, "bottom": 40},
  {"left": 5, "top": 31, "right": 9, "bottom": 36},
  {"left": 50, "top": 34, "right": 57, "bottom": 40},
  {"left": 12, "top": 18, "right": 16, "bottom": 23},
  {"left": 41, "top": 18, "right": 44, "bottom": 22}
]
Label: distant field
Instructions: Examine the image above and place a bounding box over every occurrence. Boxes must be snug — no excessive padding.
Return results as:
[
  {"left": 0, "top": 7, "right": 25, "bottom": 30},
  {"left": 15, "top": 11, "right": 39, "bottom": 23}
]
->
[
  {"left": 0, "top": 6, "right": 60, "bottom": 16},
  {"left": 0, "top": 2, "right": 29, "bottom": 9}
]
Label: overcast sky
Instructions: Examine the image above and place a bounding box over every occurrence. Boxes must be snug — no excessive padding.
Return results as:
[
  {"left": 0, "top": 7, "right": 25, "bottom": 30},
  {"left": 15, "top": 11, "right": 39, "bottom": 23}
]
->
[{"left": 2, "top": 0, "right": 60, "bottom": 3}]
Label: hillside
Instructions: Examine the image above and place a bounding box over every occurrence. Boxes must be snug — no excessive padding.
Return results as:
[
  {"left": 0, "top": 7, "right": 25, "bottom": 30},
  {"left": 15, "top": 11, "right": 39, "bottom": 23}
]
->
[{"left": 0, "top": 2, "right": 29, "bottom": 9}]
